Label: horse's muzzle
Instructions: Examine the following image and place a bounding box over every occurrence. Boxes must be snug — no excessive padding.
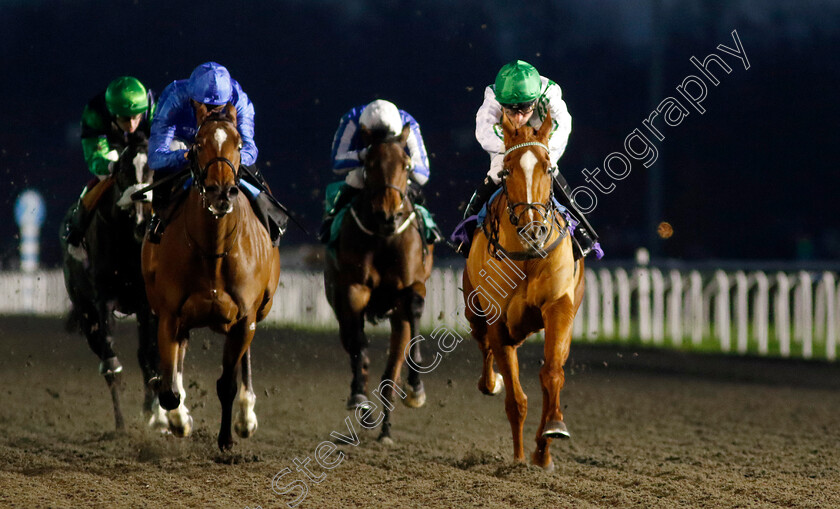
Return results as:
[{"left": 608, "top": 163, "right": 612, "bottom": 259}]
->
[
  {"left": 206, "top": 185, "right": 238, "bottom": 218},
  {"left": 517, "top": 222, "right": 550, "bottom": 250}
]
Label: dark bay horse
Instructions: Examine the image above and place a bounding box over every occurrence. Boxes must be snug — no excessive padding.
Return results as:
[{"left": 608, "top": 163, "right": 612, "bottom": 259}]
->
[
  {"left": 463, "top": 111, "right": 585, "bottom": 470},
  {"left": 324, "top": 124, "right": 434, "bottom": 443},
  {"left": 61, "top": 138, "right": 164, "bottom": 431},
  {"left": 141, "top": 103, "right": 281, "bottom": 451}
]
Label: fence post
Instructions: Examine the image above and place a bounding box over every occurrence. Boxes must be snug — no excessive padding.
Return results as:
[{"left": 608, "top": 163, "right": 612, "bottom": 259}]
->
[
  {"left": 599, "top": 269, "right": 615, "bottom": 339},
  {"left": 616, "top": 268, "right": 631, "bottom": 341},
  {"left": 750, "top": 272, "right": 770, "bottom": 356},
  {"left": 583, "top": 269, "right": 598, "bottom": 341},
  {"left": 651, "top": 268, "right": 665, "bottom": 345},
  {"left": 714, "top": 271, "right": 731, "bottom": 353},
  {"left": 794, "top": 272, "right": 813, "bottom": 359},
  {"left": 689, "top": 271, "right": 703, "bottom": 346},
  {"left": 735, "top": 271, "right": 749, "bottom": 354},
  {"left": 775, "top": 272, "right": 791, "bottom": 358},
  {"left": 636, "top": 249, "right": 651, "bottom": 343},
  {"left": 668, "top": 270, "right": 683, "bottom": 346}
]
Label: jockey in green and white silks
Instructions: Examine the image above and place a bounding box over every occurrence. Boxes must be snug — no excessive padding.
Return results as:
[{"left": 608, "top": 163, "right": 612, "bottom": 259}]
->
[
  {"left": 454, "top": 60, "right": 602, "bottom": 259},
  {"left": 64, "top": 76, "right": 155, "bottom": 252}
]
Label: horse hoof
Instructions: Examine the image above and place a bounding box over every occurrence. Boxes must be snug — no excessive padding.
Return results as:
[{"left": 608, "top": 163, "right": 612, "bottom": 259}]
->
[
  {"left": 531, "top": 455, "right": 555, "bottom": 472},
  {"left": 378, "top": 436, "right": 394, "bottom": 446},
  {"left": 218, "top": 437, "right": 234, "bottom": 452},
  {"left": 479, "top": 373, "right": 504, "bottom": 395},
  {"left": 346, "top": 393, "right": 372, "bottom": 411},
  {"left": 542, "top": 420, "right": 570, "bottom": 439},
  {"left": 402, "top": 382, "right": 426, "bottom": 408},
  {"left": 99, "top": 357, "right": 123, "bottom": 376},
  {"left": 167, "top": 411, "right": 193, "bottom": 438},
  {"left": 491, "top": 373, "right": 504, "bottom": 395},
  {"left": 145, "top": 398, "right": 169, "bottom": 433},
  {"left": 234, "top": 415, "right": 258, "bottom": 439}
]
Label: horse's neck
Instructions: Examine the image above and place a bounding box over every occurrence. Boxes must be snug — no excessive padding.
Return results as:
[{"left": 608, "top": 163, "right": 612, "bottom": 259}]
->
[{"left": 185, "top": 190, "right": 241, "bottom": 251}]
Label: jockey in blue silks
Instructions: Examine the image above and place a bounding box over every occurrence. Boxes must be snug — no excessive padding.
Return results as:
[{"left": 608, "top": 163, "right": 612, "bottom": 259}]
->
[
  {"left": 147, "top": 61, "right": 286, "bottom": 245},
  {"left": 320, "top": 99, "right": 435, "bottom": 242}
]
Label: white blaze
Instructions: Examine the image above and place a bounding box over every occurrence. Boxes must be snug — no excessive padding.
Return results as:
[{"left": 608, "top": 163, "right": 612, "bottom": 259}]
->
[
  {"left": 519, "top": 150, "right": 538, "bottom": 220},
  {"left": 214, "top": 128, "right": 227, "bottom": 152}
]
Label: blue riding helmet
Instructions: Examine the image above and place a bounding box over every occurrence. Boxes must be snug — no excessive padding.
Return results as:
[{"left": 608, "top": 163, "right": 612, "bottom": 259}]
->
[{"left": 187, "top": 62, "right": 232, "bottom": 105}]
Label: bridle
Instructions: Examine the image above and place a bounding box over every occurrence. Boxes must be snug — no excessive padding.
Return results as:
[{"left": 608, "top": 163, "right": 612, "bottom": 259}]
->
[
  {"left": 484, "top": 141, "right": 568, "bottom": 261},
  {"left": 189, "top": 116, "right": 242, "bottom": 216},
  {"left": 183, "top": 116, "right": 242, "bottom": 258},
  {"left": 349, "top": 141, "right": 417, "bottom": 238}
]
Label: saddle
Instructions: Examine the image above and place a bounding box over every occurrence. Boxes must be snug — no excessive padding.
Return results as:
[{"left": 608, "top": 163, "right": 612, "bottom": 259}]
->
[{"left": 323, "top": 181, "right": 442, "bottom": 248}]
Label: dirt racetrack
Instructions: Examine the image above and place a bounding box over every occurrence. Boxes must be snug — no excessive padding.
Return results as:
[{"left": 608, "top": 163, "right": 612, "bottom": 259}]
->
[{"left": 1, "top": 316, "right": 840, "bottom": 508}]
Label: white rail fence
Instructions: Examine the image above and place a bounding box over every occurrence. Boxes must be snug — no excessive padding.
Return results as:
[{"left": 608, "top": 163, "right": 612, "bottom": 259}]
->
[{"left": 2, "top": 267, "right": 837, "bottom": 360}]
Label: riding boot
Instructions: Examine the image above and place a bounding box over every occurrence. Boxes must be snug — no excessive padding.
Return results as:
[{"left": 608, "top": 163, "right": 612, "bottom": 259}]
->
[
  {"left": 319, "top": 185, "right": 361, "bottom": 244},
  {"left": 248, "top": 190, "right": 288, "bottom": 247},
  {"left": 407, "top": 182, "right": 444, "bottom": 244},
  {"left": 552, "top": 171, "right": 601, "bottom": 259},
  {"left": 407, "top": 181, "right": 426, "bottom": 207},
  {"left": 242, "top": 164, "right": 269, "bottom": 191},
  {"left": 147, "top": 172, "right": 182, "bottom": 244},
  {"left": 452, "top": 177, "right": 501, "bottom": 258}
]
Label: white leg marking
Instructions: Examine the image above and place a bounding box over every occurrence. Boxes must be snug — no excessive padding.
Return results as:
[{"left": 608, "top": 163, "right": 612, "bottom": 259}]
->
[
  {"left": 214, "top": 128, "right": 228, "bottom": 152},
  {"left": 234, "top": 383, "right": 258, "bottom": 438},
  {"left": 167, "top": 371, "right": 193, "bottom": 437},
  {"left": 147, "top": 396, "right": 170, "bottom": 433}
]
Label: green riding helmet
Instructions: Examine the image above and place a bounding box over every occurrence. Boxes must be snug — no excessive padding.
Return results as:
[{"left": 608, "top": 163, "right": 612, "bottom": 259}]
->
[
  {"left": 494, "top": 60, "right": 542, "bottom": 106},
  {"left": 105, "top": 76, "right": 149, "bottom": 117}
]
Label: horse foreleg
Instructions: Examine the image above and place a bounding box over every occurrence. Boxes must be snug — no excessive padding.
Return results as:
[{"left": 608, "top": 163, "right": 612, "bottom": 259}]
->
[
  {"left": 337, "top": 285, "right": 371, "bottom": 410},
  {"left": 233, "top": 348, "right": 258, "bottom": 439},
  {"left": 463, "top": 269, "right": 500, "bottom": 395},
  {"left": 490, "top": 324, "right": 527, "bottom": 462},
  {"left": 137, "top": 308, "right": 166, "bottom": 431},
  {"left": 155, "top": 314, "right": 192, "bottom": 437},
  {"left": 377, "top": 299, "right": 415, "bottom": 443},
  {"left": 91, "top": 300, "right": 124, "bottom": 431},
  {"left": 532, "top": 297, "right": 575, "bottom": 471},
  {"left": 402, "top": 285, "right": 427, "bottom": 409},
  {"left": 217, "top": 314, "right": 256, "bottom": 452}
]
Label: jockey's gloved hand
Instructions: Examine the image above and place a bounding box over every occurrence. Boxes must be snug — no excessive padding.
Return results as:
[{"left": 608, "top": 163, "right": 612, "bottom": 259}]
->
[{"left": 357, "top": 147, "right": 369, "bottom": 162}]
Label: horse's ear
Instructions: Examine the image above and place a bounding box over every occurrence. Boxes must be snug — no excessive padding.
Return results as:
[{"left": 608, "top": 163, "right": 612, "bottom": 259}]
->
[
  {"left": 537, "top": 109, "right": 552, "bottom": 142},
  {"left": 224, "top": 103, "right": 237, "bottom": 125},
  {"left": 193, "top": 100, "right": 209, "bottom": 124},
  {"left": 399, "top": 123, "right": 410, "bottom": 147},
  {"left": 501, "top": 111, "right": 516, "bottom": 144}
]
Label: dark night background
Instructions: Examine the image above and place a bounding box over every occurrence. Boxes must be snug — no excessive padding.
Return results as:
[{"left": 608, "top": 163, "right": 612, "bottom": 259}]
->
[{"left": 1, "top": 0, "right": 838, "bottom": 268}]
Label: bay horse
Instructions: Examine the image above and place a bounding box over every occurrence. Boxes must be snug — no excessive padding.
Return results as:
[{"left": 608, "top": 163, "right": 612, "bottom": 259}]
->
[
  {"left": 324, "top": 124, "right": 434, "bottom": 443},
  {"left": 141, "top": 103, "right": 281, "bottom": 451},
  {"left": 61, "top": 138, "right": 164, "bottom": 431},
  {"left": 463, "top": 111, "right": 585, "bottom": 470}
]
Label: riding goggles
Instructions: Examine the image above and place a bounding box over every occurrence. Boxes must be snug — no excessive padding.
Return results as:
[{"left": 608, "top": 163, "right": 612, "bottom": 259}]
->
[{"left": 501, "top": 100, "right": 536, "bottom": 115}]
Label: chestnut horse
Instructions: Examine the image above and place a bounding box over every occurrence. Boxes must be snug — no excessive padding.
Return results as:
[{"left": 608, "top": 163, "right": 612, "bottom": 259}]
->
[
  {"left": 324, "top": 124, "right": 434, "bottom": 443},
  {"left": 141, "top": 104, "right": 281, "bottom": 451},
  {"left": 463, "top": 111, "right": 584, "bottom": 470},
  {"left": 61, "top": 138, "right": 164, "bottom": 432}
]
